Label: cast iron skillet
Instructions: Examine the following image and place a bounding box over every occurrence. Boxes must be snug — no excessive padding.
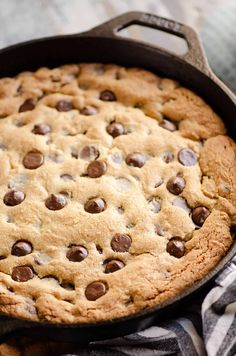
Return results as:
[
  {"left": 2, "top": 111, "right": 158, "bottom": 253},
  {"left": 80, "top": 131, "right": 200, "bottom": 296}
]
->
[{"left": 0, "top": 11, "right": 235, "bottom": 343}]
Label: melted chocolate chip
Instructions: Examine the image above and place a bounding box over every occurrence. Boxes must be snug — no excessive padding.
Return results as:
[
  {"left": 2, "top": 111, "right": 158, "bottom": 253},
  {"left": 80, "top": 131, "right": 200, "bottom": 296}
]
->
[
  {"left": 11, "top": 266, "right": 34, "bottom": 282},
  {"left": 11, "top": 241, "right": 32, "bottom": 256},
  {"left": 84, "top": 197, "right": 106, "bottom": 214},
  {"left": 80, "top": 106, "right": 97, "bottom": 115},
  {"left": 45, "top": 193, "right": 67, "bottom": 210},
  {"left": 87, "top": 160, "right": 107, "bottom": 178},
  {"left": 55, "top": 100, "right": 74, "bottom": 112},
  {"left": 159, "top": 119, "right": 177, "bottom": 132},
  {"left": 162, "top": 151, "right": 174, "bottom": 163},
  {"left": 167, "top": 237, "right": 185, "bottom": 258},
  {"left": 111, "top": 233, "right": 131, "bottom": 252},
  {"left": 178, "top": 148, "right": 197, "bottom": 166},
  {"left": 192, "top": 206, "right": 210, "bottom": 226},
  {"left": 32, "top": 123, "right": 51, "bottom": 135},
  {"left": 4, "top": 190, "right": 25, "bottom": 206},
  {"left": 106, "top": 122, "right": 125, "bottom": 138},
  {"left": 19, "top": 99, "right": 35, "bottom": 112},
  {"left": 85, "top": 281, "right": 107, "bottom": 301},
  {"left": 105, "top": 259, "right": 125, "bottom": 273},
  {"left": 66, "top": 246, "right": 88, "bottom": 262},
  {"left": 23, "top": 151, "right": 44, "bottom": 169},
  {"left": 167, "top": 176, "right": 185, "bottom": 195},
  {"left": 100, "top": 90, "right": 116, "bottom": 101},
  {"left": 80, "top": 146, "right": 99, "bottom": 161},
  {"left": 125, "top": 152, "right": 145, "bottom": 168}
]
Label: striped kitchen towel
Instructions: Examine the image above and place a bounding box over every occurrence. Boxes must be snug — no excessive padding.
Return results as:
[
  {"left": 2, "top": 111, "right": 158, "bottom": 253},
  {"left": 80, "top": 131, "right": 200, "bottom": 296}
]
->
[
  {"left": 0, "top": 255, "right": 235, "bottom": 355},
  {"left": 61, "top": 255, "right": 236, "bottom": 356}
]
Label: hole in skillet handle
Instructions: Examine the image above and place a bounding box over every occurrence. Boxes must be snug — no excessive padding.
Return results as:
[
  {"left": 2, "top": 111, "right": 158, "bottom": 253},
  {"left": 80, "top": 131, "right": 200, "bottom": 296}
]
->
[
  {"left": 87, "top": 11, "right": 210, "bottom": 75},
  {"left": 116, "top": 24, "right": 188, "bottom": 56}
]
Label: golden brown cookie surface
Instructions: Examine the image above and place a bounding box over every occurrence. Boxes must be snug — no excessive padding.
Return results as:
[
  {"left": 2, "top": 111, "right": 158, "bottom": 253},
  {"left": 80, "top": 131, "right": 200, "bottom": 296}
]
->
[{"left": 0, "top": 63, "right": 235, "bottom": 323}]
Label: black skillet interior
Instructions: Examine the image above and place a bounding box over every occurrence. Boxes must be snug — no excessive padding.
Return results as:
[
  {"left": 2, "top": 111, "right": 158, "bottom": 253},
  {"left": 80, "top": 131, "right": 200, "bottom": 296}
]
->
[{"left": 0, "top": 11, "right": 235, "bottom": 343}]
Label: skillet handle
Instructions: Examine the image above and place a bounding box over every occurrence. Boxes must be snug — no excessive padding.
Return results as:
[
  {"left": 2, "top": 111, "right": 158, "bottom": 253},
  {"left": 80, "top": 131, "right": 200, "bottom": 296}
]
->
[{"left": 85, "top": 11, "right": 210, "bottom": 74}]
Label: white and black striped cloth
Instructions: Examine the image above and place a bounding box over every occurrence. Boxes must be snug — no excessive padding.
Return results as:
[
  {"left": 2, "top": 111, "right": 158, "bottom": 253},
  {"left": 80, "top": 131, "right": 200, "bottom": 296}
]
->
[
  {"left": 61, "top": 255, "right": 236, "bottom": 356},
  {"left": 0, "top": 254, "right": 235, "bottom": 355}
]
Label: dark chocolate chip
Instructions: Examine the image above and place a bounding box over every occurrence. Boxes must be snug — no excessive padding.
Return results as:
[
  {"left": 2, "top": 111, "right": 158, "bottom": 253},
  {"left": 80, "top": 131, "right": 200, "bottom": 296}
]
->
[
  {"left": 111, "top": 233, "right": 131, "bottom": 252},
  {"left": 45, "top": 193, "right": 67, "bottom": 210},
  {"left": 4, "top": 190, "right": 25, "bottom": 206},
  {"left": 23, "top": 151, "right": 44, "bottom": 169},
  {"left": 125, "top": 152, "right": 145, "bottom": 168},
  {"left": 173, "top": 197, "right": 191, "bottom": 213},
  {"left": 66, "top": 246, "right": 88, "bottom": 262},
  {"left": 105, "top": 259, "right": 124, "bottom": 273},
  {"left": 162, "top": 151, "right": 174, "bottom": 163},
  {"left": 55, "top": 100, "right": 74, "bottom": 112},
  {"left": 178, "top": 148, "right": 197, "bottom": 166},
  {"left": 106, "top": 122, "right": 125, "bottom": 138},
  {"left": 155, "top": 224, "right": 164, "bottom": 236},
  {"left": 85, "top": 281, "right": 107, "bottom": 301},
  {"left": 167, "top": 176, "right": 185, "bottom": 195},
  {"left": 100, "top": 90, "right": 116, "bottom": 101},
  {"left": 192, "top": 206, "right": 210, "bottom": 226},
  {"left": 87, "top": 160, "right": 107, "bottom": 178},
  {"left": 32, "top": 123, "right": 51, "bottom": 135},
  {"left": 11, "top": 241, "right": 32, "bottom": 256},
  {"left": 19, "top": 99, "right": 35, "bottom": 113},
  {"left": 84, "top": 197, "right": 106, "bottom": 214},
  {"left": 159, "top": 119, "right": 177, "bottom": 132},
  {"left": 167, "top": 237, "right": 185, "bottom": 258},
  {"left": 11, "top": 266, "right": 34, "bottom": 282},
  {"left": 80, "top": 146, "right": 99, "bottom": 161},
  {"left": 80, "top": 106, "right": 97, "bottom": 115}
]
